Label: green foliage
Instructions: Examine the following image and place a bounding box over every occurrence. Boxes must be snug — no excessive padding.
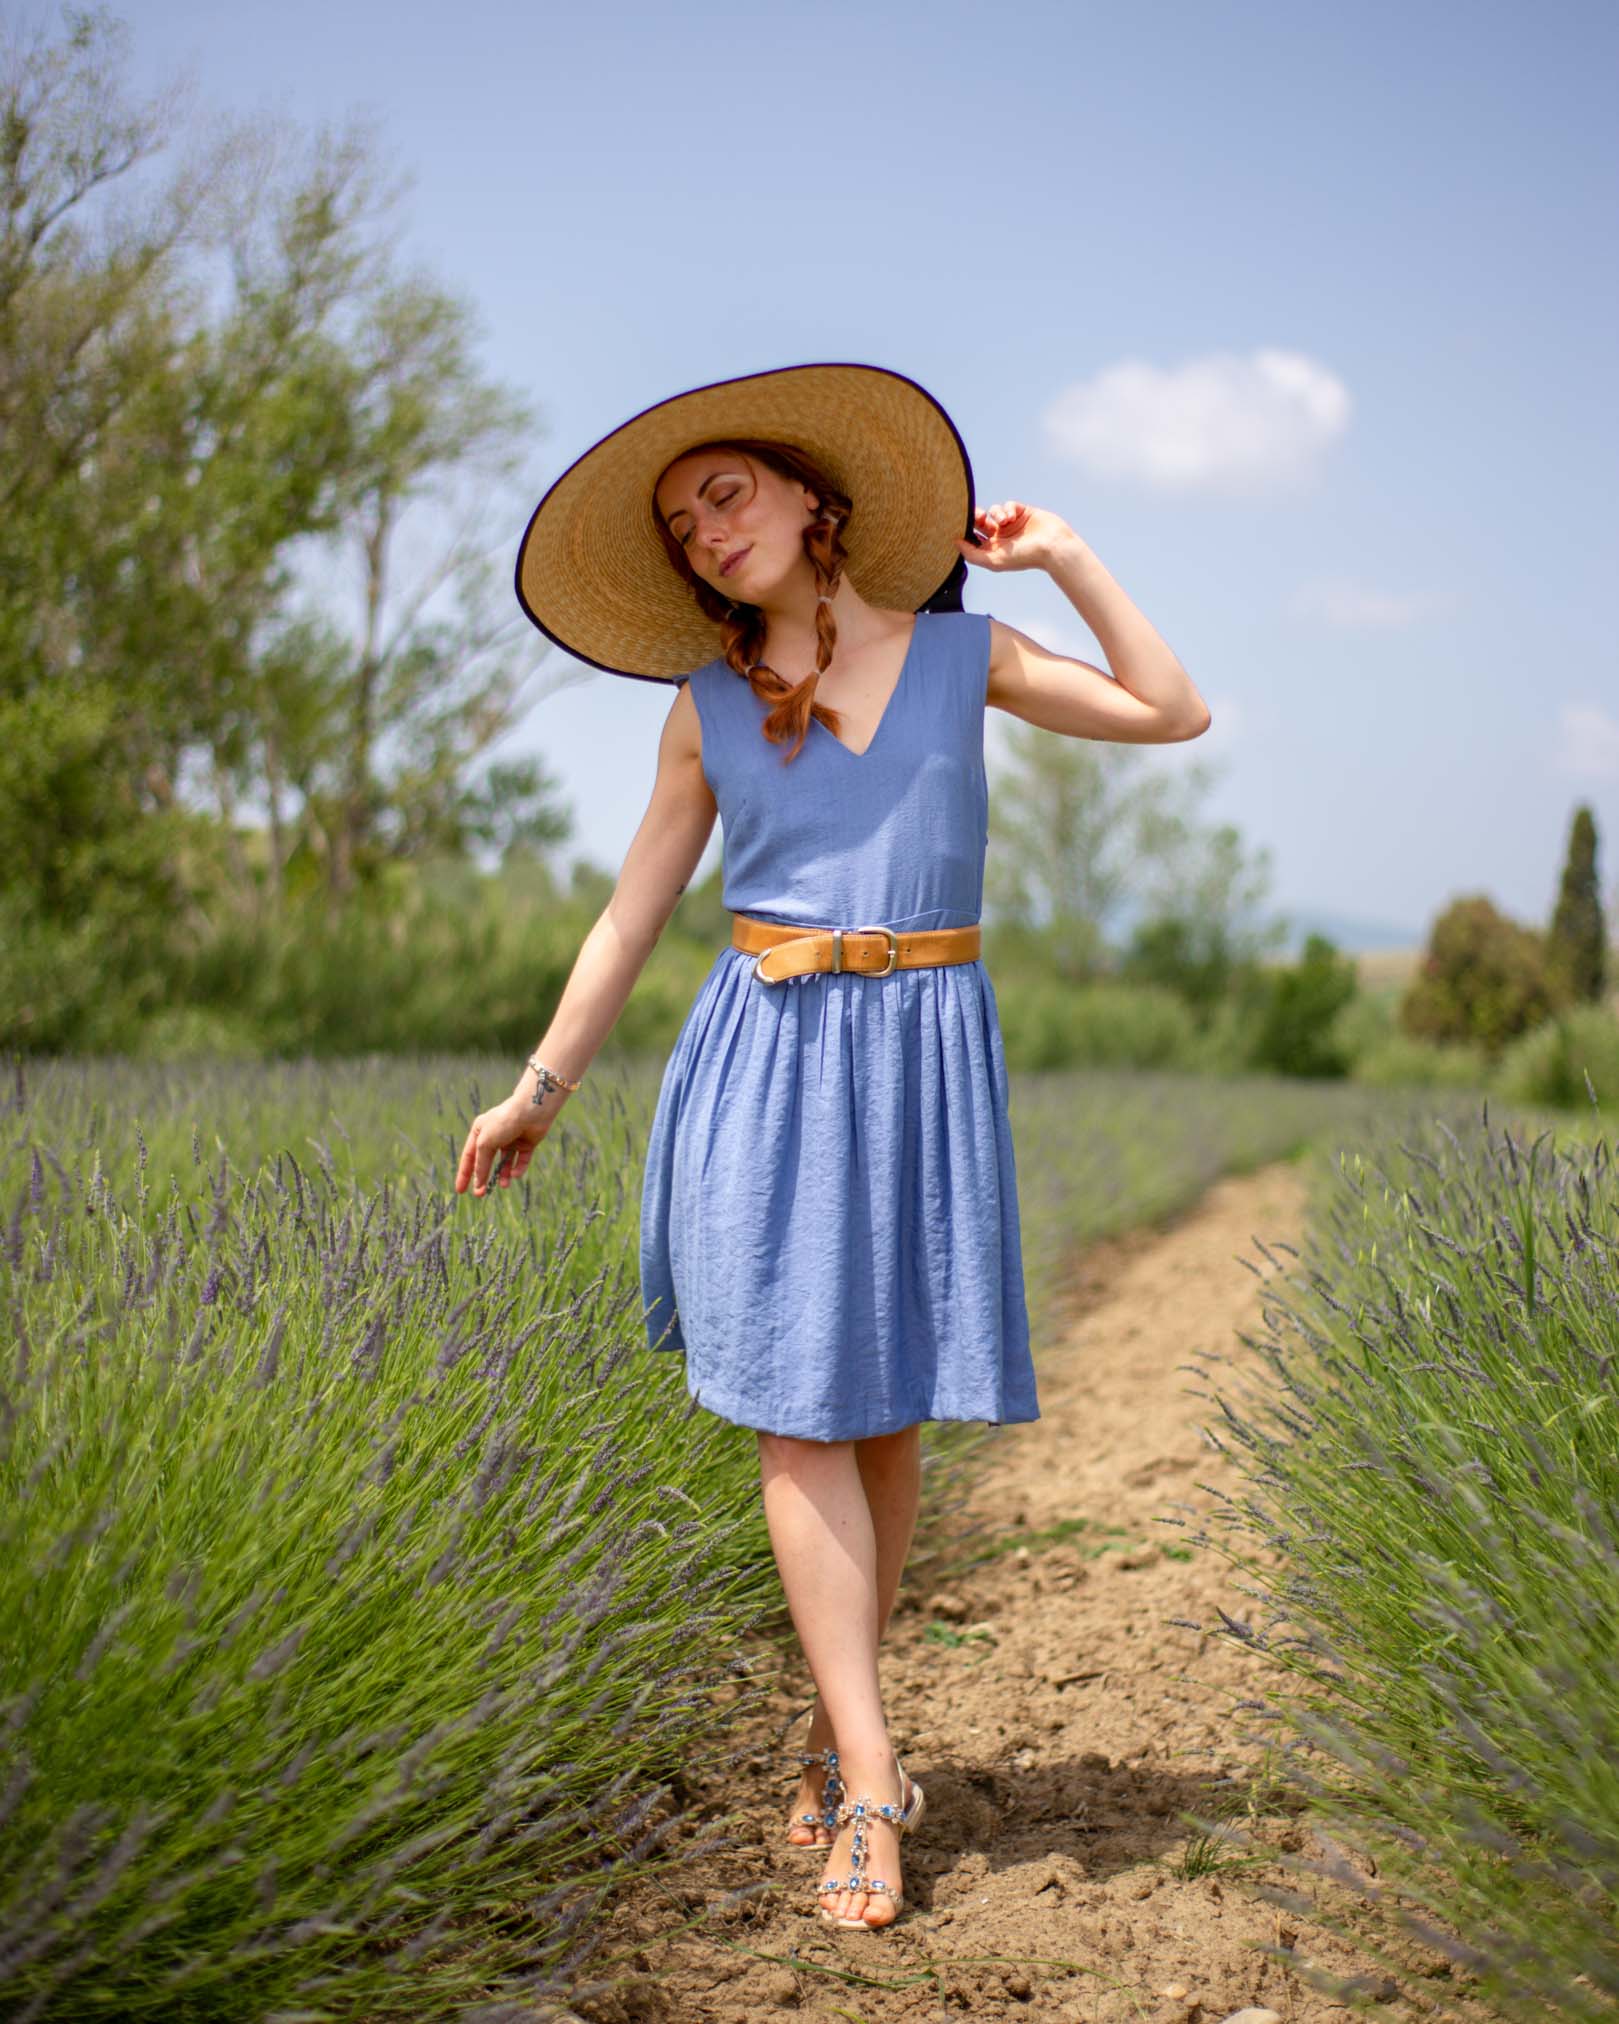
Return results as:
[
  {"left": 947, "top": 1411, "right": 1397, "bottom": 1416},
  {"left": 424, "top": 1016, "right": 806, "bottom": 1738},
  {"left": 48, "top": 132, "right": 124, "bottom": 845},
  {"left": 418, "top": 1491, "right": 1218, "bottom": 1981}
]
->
[
  {"left": 990, "top": 975, "right": 1200, "bottom": 1071},
  {"left": 1246, "top": 933, "right": 1359, "bottom": 1079},
  {"left": 984, "top": 725, "right": 1278, "bottom": 985},
  {"left": 1181, "top": 1100, "right": 1619, "bottom": 2019},
  {"left": 165, "top": 870, "right": 721, "bottom": 1062},
  {"left": 1401, "top": 894, "right": 1563, "bottom": 1058},
  {"left": 0, "top": 9, "right": 564, "bottom": 974},
  {"left": 1329, "top": 982, "right": 1538, "bottom": 1099},
  {"left": 1117, "top": 911, "right": 1240, "bottom": 1021},
  {"left": 1348, "top": 1030, "right": 1493, "bottom": 1092},
  {"left": 1546, "top": 803, "right": 1609, "bottom": 1004},
  {"left": 1496, "top": 1003, "right": 1619, "bottom": 1111}
]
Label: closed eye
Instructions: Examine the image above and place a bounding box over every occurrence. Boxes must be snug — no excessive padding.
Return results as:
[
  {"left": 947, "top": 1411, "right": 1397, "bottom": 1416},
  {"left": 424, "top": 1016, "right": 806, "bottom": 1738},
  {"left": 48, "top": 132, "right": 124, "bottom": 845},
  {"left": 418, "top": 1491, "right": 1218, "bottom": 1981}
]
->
[{"left": 676, "top": 487, "right": 740, "bottom": 545}]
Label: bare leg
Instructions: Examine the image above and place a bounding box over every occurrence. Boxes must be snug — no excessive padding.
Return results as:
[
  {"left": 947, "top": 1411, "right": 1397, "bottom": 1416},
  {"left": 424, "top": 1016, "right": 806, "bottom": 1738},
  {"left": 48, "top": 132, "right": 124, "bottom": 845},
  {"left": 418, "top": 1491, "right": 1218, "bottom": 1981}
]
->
[
  {"left": 788, "top": 1423, "right": 922, "bottom": 1828},
  {"left": 760, "top": 1423, "right": 922, "bottom": 1923}
]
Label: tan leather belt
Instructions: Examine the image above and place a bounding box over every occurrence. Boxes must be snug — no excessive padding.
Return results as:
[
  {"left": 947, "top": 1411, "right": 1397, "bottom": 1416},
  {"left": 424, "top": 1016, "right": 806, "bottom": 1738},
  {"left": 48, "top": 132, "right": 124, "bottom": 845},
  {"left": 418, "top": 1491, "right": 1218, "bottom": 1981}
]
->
[{"left": 732, "top": 912, "right": 981, "bottom": 986}]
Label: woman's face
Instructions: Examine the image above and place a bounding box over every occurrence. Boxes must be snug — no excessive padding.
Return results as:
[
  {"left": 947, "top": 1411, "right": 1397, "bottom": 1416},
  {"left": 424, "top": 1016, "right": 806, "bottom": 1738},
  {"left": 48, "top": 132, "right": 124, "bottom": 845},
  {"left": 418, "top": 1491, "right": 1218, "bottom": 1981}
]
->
[{"left": 654, "top": 448, "right": 819, "bottom": 603}]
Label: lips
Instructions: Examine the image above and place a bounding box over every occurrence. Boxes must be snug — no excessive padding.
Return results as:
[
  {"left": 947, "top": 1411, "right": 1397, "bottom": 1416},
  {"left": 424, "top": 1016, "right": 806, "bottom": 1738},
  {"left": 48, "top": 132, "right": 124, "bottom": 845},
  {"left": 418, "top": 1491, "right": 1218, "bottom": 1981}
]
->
[{"left": 719, "top": 545, "right": 751, "bottom": 577}]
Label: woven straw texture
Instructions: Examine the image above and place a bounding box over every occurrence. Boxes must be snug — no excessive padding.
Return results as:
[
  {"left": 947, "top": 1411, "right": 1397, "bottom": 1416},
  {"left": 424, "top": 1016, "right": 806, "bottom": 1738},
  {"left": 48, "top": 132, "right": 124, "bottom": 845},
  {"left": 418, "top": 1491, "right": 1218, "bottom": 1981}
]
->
[{"left": 514, "top": 362, "right": 972, "bottom": 682}]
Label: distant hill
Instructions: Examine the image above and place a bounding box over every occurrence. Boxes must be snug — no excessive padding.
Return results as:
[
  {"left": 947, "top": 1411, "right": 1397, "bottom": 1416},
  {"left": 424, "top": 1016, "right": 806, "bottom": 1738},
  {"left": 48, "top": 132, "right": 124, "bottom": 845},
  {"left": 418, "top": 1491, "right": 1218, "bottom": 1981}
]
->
[{"left": 1268, "top": 908, "right": 1423, "bottom": 958}]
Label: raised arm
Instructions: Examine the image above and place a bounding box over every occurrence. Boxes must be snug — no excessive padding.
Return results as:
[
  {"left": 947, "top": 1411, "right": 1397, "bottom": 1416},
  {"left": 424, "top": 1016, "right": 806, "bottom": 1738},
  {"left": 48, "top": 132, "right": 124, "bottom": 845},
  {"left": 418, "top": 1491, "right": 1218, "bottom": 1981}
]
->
[
  {"left": 962, "top": 501, "right": 1212, "bottom": 744},
  {"left": 455, "top": 681, "right": 717, "bottom": 1198}
]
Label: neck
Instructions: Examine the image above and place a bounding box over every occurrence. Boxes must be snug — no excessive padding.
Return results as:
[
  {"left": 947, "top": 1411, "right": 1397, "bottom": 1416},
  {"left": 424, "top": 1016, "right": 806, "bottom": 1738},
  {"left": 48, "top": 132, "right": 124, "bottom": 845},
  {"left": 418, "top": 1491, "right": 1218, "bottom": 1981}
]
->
[{"left": 756, "top": 575, "right": 875, "bottom": 673}]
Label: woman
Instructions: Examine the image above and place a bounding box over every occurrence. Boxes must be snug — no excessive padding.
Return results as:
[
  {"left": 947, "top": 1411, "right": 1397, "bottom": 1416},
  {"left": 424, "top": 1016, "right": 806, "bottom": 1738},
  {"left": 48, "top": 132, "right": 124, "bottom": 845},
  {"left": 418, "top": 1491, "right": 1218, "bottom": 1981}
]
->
[{"left": 455, "top": 363, "right": 1209, "bottom": 1932}]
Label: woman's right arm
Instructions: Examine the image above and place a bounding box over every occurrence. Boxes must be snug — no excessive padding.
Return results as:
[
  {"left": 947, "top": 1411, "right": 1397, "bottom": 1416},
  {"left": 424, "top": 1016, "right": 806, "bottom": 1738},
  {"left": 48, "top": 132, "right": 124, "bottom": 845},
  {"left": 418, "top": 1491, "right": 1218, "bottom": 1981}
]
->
[{"left": 455, "top": 681, "right": 717, "bottom": 1197}]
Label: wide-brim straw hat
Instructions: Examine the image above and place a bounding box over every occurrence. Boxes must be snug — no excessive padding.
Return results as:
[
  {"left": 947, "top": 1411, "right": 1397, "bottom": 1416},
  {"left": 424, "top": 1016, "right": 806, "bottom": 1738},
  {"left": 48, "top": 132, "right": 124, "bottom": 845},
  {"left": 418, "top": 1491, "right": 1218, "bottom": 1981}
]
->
[{"left": 514, "top": 361, "right": 976, "bottom": 685}]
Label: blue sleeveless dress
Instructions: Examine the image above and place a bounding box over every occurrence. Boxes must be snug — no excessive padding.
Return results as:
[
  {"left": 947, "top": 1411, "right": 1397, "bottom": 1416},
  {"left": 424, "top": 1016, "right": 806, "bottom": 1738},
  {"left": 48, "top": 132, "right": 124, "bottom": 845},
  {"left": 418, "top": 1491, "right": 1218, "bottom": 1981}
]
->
[{"left": 638, "top": 608, "right": 1040, "bottom": 1442}]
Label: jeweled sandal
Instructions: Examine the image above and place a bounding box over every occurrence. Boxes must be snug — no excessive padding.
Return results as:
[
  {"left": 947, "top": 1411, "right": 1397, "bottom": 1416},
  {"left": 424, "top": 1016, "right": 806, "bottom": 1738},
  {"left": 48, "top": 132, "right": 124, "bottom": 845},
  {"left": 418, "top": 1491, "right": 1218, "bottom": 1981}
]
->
[
  {"left": 816, "top": 1762, "right": 926, "bottom": 1930},
  {"left": 785, "top": 1745, "right": 844, "bottom": 1848}
]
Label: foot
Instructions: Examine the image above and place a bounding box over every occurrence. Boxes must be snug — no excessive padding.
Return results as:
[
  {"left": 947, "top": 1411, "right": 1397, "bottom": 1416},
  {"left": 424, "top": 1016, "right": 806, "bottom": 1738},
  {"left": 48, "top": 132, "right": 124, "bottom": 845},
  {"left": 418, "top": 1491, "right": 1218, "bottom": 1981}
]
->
[
  {"left": 817, "top": 1757, "right": 915, "bottom": 1928},
  {"left": 786, "top": 1744, "right": 840, "bottom": 1848}
]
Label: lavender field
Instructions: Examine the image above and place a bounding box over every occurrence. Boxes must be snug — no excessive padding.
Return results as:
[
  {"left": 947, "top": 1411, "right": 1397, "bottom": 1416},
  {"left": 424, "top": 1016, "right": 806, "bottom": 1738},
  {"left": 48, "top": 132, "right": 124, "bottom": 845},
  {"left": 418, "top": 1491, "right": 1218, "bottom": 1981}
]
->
[{"left": 2, "top": 1052, "right": 1608, "bottom": 2020}]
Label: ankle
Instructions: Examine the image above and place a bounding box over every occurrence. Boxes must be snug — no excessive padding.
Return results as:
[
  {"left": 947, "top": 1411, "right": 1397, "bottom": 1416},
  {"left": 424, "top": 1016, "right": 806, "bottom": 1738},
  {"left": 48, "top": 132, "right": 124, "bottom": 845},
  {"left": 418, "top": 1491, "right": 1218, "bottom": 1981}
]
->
[{"left": 835, "top": 1749, "right": 902, "bottom": 1803}]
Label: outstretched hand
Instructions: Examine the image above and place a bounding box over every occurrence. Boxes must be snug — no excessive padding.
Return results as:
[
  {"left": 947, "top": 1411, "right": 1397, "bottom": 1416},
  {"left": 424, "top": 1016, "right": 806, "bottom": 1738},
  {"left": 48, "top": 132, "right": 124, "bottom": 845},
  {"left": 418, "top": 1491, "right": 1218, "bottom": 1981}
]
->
[
  {"left": 455, "top": 1093, "right": 560, "bottom": 1199},
  {"left": 957, "top": 500, "right": 1072, "bottom": 573}
]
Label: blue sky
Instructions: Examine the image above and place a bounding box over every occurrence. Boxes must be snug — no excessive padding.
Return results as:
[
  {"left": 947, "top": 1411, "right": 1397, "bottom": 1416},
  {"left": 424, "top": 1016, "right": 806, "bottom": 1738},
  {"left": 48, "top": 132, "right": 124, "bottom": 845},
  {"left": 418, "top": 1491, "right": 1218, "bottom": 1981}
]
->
[{"left": 118, "top": 0, "right": 1618, "bottom": 951}]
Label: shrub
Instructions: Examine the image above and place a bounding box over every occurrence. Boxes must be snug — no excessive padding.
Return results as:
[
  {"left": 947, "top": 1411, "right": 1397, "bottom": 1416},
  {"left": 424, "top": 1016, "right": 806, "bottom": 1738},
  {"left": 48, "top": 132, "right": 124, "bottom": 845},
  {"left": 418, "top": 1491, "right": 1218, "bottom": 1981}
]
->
[
  {"left": 1247, "top": 934, "right": 1358, "bottom": 1078},
  {"left": 1401, "top": 894, "right": 1562, "bottom": 1058},
  {"left": 1116, "top": 913, "right": 1237, "bottom": 1022},
  {"left": 1350, "top": 1032, "right": 1492, "bottom": 1091},
  {"left": 990, "top": 977, "right": 1199, "bottom": 1073},
  {"left": 1496, "top": 1003, "right": 1619, "bottom": 1110},
  {"left": 0, "top": 1056, "right": 780, "bottom": 2019},
  {"left": 1181, "top": 1101, "right": 1619, "bottom": 2018}
]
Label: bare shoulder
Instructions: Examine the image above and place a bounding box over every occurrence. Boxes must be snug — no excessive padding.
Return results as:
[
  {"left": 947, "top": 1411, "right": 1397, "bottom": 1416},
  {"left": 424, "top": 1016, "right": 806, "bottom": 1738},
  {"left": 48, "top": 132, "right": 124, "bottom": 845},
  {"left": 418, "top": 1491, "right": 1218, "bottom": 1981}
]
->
[{"left": 661, "top": 675, "right": 703, "bottom": 761}]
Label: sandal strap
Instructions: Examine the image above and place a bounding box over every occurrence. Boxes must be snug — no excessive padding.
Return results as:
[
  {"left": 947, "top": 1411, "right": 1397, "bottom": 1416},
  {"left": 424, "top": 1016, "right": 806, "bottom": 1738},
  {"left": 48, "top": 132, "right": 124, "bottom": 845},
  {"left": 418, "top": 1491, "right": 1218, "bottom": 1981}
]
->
[
  {"left": 786, "top": 1747, "right": 845, "bottom": 1843},
  {"left": 832, "top": 1792, "right": 908, "bottom": 1828},
  {"left": 818, "top": 1873, "right": 897, "bottom": 1900}
]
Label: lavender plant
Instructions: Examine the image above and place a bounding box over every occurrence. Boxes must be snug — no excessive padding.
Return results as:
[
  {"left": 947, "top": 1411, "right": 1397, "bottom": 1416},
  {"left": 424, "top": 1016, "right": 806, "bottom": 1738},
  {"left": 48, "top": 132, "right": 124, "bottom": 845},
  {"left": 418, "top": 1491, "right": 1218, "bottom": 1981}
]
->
[
  {"left": 0, "top": 1049, "right": 1393, "bottom": 2019},
  {"left": 1174, "top": 1090, "right": 1619, "bottom": 2021},
  {"left": 1, "top": 1053, "right": 782, "bottom": 2019}
]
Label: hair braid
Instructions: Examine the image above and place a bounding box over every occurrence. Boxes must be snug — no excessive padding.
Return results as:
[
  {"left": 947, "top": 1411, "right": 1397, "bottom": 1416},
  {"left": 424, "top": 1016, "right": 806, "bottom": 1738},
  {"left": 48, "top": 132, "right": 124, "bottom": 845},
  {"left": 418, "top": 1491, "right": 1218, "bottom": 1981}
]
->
[{"left": 651, "top": 438, "right": 855, "bottom": 763}]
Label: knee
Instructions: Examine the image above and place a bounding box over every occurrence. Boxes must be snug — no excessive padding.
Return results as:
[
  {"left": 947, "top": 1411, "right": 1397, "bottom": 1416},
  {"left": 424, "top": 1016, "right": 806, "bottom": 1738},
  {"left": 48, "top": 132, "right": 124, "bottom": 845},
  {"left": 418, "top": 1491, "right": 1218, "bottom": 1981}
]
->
[
  {"left": 757, "top": 1428, "right": 852, "bottom": 1477},
  {"left": 855, "top": 1422, "right": 922, "bottom": 1464}
]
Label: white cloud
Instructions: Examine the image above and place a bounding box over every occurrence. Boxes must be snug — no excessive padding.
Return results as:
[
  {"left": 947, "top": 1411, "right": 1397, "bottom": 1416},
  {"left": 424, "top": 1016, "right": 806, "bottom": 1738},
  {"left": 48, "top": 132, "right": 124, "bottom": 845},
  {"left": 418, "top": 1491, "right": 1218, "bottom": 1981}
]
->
[
  {"left": 1290, "top": 578, "right": 1456, "bottom": 628},
  {"left": 1042, "top": 348, "right": 1351, "bottom": 497},
  {"left": 1554, "top": 704, "right": 1619, "bottom": 781}
]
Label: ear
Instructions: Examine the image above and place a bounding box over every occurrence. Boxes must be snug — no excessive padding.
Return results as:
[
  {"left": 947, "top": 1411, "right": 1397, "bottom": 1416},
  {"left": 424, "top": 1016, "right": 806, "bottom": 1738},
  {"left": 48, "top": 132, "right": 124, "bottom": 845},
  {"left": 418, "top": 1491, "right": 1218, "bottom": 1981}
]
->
[{"left": 801, "top": 487, "right": 821, "bottom": 516}]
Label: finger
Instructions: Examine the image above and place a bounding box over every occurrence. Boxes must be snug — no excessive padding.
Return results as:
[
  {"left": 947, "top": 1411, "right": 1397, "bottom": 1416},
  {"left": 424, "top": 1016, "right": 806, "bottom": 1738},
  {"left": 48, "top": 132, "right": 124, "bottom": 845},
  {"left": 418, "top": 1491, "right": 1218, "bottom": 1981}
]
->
[{"left": 456, "top": 1128, "right": 477, "bottom": 1192}]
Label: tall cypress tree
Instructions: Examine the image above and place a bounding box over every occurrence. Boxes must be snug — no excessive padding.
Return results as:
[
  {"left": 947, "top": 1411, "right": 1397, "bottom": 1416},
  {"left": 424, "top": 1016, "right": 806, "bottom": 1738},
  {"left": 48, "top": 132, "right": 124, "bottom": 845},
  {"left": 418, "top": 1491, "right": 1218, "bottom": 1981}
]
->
[{"left": 1547, "top": 805, "right": 1607, "bottom": 1004}]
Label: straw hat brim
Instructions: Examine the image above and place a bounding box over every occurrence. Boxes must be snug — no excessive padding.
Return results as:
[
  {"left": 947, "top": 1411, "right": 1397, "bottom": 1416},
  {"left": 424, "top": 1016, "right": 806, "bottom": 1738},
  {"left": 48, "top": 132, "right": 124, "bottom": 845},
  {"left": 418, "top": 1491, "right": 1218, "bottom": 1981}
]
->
[{"left": 514, "top": 361, "right": 976, "bottom": 684}]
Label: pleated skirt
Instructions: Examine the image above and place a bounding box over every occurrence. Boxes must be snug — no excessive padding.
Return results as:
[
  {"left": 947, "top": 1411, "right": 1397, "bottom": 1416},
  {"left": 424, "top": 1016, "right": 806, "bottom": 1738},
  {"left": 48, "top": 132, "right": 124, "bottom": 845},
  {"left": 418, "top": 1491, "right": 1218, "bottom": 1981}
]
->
[{"left": 638, "top": 946, "right": 1040, "bottom": 1441}]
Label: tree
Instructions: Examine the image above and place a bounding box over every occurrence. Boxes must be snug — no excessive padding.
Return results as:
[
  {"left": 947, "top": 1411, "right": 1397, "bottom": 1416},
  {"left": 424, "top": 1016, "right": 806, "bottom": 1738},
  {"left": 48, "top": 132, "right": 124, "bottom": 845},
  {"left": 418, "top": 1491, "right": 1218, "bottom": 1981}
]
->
[
  {"left": 1248, "top": 933, "right": 1357, "bottom": 1078},
  {"left": 1546, "top": 804, "right": 1607, "bottom": 1006},
  {"left": 985, "top": 724, "right": 1280, "bottom": 985},
  {"left": 1118, "top": 814, "right": 1287, "bottom": 1019},
  {"left": 0, "top": 9, "right": 574, "bottom": 958},
  {"left": 1400, "top": 894, "right": 1562, "bottom": 1059}
]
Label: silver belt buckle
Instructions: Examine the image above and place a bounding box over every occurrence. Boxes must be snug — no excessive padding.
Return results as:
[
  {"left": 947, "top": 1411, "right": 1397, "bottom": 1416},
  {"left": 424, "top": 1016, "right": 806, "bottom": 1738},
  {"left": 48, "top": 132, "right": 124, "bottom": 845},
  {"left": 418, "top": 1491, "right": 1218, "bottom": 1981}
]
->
[
  {"left": 752, "top": 922, "right": 898, "bottom": 984},
  {"left": 847, "top": 924, "right": 899, "bottom": 977}
]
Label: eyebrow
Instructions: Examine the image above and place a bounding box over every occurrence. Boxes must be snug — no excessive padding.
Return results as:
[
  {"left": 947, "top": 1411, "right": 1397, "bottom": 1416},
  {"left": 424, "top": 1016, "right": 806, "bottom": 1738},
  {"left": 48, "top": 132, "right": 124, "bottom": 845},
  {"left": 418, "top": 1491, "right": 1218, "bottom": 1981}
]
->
[{"left": 663, "top": 469, "right": 734, "bottom": 528}]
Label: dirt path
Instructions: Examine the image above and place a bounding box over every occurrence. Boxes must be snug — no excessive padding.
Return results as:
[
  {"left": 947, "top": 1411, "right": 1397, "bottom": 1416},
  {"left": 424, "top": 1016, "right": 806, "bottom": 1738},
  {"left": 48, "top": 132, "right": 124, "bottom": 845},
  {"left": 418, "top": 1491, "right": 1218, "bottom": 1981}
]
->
[{"left": 570, "top": 1161, "right": 1473, "bottom": 2024}]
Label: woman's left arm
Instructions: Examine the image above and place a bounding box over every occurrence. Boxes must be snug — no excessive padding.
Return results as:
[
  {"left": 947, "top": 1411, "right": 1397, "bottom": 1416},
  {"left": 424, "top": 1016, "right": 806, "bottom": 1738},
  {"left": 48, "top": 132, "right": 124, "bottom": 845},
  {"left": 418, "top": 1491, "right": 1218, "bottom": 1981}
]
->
[{"left": 959, "top": 502, "right": 1211, "bottom": 744}]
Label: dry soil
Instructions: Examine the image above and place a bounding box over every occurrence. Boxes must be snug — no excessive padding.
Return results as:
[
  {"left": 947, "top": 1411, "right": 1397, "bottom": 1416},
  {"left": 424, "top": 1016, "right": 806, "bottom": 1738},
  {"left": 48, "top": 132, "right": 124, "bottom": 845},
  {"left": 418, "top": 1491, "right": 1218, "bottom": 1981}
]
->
[{"left": 567, "top": 1159, "right": 1488, "bottom": 2024}]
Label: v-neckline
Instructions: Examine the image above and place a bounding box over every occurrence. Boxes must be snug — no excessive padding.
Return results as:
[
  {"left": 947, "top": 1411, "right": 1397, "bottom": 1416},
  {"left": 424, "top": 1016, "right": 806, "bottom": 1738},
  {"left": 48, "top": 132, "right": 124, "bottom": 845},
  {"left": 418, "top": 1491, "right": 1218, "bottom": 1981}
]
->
[{"left": 813, "top": 613, "right": 921, "bottom": 761}]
